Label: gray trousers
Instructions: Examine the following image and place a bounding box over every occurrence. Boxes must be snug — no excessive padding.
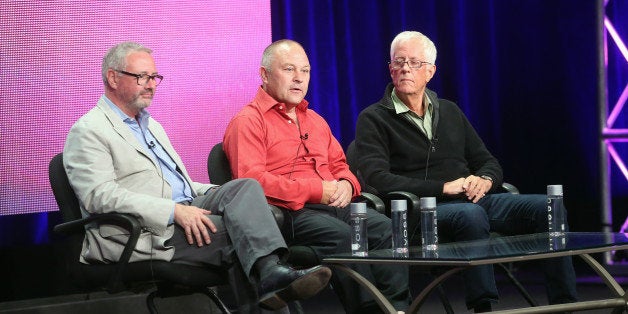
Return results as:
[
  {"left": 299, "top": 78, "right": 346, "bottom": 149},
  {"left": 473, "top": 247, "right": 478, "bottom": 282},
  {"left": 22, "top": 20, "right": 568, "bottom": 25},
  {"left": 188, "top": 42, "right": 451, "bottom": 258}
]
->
[{"left": 169, "top": 178, "right": 288, "bottom": 312}]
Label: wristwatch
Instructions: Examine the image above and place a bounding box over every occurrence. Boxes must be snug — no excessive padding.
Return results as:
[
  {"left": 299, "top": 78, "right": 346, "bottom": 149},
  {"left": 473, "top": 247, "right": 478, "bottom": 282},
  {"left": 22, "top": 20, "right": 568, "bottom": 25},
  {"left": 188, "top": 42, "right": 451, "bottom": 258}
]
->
[{"left": 480, "top": 175, "right": 493, "bottom": 182}]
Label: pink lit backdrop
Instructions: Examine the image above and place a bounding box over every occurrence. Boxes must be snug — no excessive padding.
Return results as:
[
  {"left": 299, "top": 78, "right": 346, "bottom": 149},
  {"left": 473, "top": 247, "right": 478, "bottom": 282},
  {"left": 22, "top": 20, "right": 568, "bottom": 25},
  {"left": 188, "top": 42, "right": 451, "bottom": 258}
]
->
[{"left": 0, "top": 2, "right": 271, "bottom": 215}]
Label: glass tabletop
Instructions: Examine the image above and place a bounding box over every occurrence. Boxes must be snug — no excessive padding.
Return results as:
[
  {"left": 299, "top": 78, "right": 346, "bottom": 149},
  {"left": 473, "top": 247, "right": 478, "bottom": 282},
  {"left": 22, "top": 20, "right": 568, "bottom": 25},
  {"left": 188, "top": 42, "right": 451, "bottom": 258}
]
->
[{"left": 323, "top": 232, "right": 628, "bottom": 266}]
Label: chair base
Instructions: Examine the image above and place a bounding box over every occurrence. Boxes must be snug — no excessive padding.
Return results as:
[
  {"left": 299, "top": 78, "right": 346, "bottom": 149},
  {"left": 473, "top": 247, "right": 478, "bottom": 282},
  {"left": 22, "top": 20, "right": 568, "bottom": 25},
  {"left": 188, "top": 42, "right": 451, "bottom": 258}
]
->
[{"left": 146, "top": 285, "right": 230, "bottom": 314}]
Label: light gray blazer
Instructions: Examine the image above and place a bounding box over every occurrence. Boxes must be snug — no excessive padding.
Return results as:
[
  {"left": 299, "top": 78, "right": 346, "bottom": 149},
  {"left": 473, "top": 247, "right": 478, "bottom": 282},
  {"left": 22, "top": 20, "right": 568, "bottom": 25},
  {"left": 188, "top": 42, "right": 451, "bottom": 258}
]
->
[{"left": 63, "top": 96, "right": 215, "bottom": 264}]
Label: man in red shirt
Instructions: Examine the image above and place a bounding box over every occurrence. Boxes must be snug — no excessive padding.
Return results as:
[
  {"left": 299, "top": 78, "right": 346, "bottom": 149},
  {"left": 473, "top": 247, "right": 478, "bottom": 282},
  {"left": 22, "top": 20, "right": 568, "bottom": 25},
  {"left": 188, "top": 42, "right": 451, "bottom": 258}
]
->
[{"left": 223, "top": 39, "right": 410, "bottom": 313}]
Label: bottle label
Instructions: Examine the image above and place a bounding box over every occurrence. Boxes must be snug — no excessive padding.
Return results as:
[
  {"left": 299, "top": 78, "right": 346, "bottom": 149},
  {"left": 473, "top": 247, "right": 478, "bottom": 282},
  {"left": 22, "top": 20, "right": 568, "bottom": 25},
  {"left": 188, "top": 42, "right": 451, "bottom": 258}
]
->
[{"left": 547, "top": 196, "right": 565, "bottom": 237}]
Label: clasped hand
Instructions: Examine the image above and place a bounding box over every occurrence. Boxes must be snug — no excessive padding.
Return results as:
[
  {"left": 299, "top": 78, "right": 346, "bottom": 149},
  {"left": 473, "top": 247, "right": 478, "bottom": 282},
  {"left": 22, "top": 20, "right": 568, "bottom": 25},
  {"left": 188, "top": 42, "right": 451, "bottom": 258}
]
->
[
  {"left": 443, "top": 175, "right": 492, "bottom": 203},
  {"left": 321, "top": 179, "right": 353, "bottom": 208},
  {"left": 174, "top": 203, "right": 217, "bottom": 246}
]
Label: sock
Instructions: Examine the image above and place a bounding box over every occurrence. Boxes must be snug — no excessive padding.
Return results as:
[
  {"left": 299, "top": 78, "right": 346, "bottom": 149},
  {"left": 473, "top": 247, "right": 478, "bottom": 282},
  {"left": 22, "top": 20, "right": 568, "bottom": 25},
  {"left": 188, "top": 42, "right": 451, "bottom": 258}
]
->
[{"left": 254, "top": 254, "right": 280, "bottom": 280}]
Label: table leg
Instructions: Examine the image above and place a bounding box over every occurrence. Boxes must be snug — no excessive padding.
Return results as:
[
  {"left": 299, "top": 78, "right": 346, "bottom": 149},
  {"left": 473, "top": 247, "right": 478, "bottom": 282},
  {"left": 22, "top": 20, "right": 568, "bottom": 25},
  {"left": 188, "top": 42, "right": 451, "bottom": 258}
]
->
[
  {"left": 489, "top": 253, "right": 628, "bottom": 313},
  {"left": 326, "top": 264, "right": 398, "bottom": 313},
  {"left": 407, "top": 266, "right": 466, "bottom": 313},
  {"left": 578, "top": 253, "right": 628, "bottom": 313},
  {"left": 578, "top": 253, "right": 625, "bottom": 297}
]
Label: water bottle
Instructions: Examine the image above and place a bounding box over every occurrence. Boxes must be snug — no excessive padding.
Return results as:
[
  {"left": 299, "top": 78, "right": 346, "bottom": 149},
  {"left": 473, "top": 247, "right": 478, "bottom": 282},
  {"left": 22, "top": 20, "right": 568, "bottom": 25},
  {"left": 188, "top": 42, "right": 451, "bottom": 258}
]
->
[
  {"left": 549, "top": 234, "right": 566, "bottom": 251},
  {"left": 350, "top": 202, "right": 368, "bottom": 256},
  {"left": 421, "top": 249, "right": 439, "bottom": 259},
  {"left": 390, "top": 199, "right": 409, "bottom": 254},
  {"left": 547, "top": 185, "right": 566, "bottom": 237},
  {"left": 419, "top": 197, "right": 438, "bottom": 251}
]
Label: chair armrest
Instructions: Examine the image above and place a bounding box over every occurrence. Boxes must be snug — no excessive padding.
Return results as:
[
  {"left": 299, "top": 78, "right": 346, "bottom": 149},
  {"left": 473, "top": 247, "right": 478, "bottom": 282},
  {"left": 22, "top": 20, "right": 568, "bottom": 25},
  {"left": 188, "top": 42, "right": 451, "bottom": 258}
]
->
[
  {"left": 386, "top": 191, "right": 421, "bottom": 243},
  {"left": 54, "top": 213, "right": 141, "bottom": 236},
  {"left": 268, "top": 194, "right": 385, "bottom": 228},
  {"left": 268, "top": 205, "right": 285, "bottom": 228},
  {"left": 356, "top": 192, "right": 385, "bottom": 214},
  {"left": 502, "top": 182, "right": 520, "bottom": 194},
  {"left": 53, "top": 213, "right": 142, "bottom": 293},
  {"left": 386, "top": 191, "right": 421, "bottom": 211}
]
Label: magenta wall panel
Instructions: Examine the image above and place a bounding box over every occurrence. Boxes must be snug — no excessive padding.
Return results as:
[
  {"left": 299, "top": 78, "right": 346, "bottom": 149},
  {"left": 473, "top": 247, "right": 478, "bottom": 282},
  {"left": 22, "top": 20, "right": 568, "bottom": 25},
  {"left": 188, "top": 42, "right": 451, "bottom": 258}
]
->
[{"left": 0, "top": 1, "right": 271, "bottom": 215}]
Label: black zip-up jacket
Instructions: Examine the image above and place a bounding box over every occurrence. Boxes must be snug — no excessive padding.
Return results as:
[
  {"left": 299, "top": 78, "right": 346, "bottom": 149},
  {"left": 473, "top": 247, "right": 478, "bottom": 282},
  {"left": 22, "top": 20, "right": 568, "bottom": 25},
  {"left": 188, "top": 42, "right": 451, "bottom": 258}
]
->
[{"left": 355, "top": 83, "right": 503, "bottom": 200}]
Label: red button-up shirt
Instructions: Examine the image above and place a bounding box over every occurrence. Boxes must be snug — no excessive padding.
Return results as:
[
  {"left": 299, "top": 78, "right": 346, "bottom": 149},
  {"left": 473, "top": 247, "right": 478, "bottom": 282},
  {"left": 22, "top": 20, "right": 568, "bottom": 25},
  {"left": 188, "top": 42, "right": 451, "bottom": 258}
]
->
[{"left": 223, "top": 87, "right": 361, "bottom": 210}]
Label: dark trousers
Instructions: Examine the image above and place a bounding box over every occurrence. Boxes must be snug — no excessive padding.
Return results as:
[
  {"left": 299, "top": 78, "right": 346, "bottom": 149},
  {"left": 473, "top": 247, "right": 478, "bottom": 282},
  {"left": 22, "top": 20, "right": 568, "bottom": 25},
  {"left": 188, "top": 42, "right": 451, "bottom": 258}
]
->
[
  {"left": 282, "top": 204, "right": 410, "bottom": 313},
  {"left": 434, "top": 193, "right": 578, "bottom": 308}
]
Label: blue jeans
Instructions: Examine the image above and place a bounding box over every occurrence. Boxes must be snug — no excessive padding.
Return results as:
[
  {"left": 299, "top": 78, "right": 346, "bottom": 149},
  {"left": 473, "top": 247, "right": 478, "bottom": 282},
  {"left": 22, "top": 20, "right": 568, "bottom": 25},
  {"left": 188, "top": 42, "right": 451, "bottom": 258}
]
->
[{"left": 431, "top": 193, "right": 578, "bottom": 308}]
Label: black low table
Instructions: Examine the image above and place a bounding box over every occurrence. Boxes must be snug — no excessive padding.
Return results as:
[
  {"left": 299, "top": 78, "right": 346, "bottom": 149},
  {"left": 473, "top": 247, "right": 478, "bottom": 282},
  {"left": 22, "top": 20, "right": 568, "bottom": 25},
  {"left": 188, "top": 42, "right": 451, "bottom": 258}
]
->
[{"left": 323, "top": 232, "right": 628, "bottom": 313}]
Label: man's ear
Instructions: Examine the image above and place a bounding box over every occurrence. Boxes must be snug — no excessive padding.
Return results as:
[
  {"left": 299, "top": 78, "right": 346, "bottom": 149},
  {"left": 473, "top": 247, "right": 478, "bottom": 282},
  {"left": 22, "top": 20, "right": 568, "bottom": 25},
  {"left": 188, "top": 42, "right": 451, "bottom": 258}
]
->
[
  {"left": 426, "top": 64, "right": 437, "bottom": 82},
  {"left": 260, "top": 66, "right": 269, "bottom": 84},
  {"left": 106, "top": 69, "right": 118, "bottom": 89}
]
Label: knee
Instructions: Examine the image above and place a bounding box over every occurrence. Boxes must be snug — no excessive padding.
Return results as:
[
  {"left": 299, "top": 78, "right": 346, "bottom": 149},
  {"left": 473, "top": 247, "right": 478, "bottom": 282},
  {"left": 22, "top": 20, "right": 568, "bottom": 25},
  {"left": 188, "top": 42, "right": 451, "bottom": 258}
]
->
[
  {"left": 231, "top": 178, "right": 260, "bottom": 188},
  {"left": 524, "top": 194, "right": 552, "bottom": 230},
  {"left": 449, "top": 205, "right": 489, "bottom": 239},
  {"left": 229, "top": 178, "right": 264, "bottom": 194},
  {"left": 324, "top": 225, "right": 352, "bottom": 247},
  {"left": 454, "top": 205, "right": 487, "bottom": 226},
  {"left": 329, "top": 226, "right": 352, "bottom": 241}
]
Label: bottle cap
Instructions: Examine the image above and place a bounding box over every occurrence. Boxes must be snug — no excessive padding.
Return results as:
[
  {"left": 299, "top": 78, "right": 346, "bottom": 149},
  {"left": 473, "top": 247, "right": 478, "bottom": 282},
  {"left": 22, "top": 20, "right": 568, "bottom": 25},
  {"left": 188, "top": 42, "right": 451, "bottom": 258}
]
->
[
  {"left": 419, "top": 197, "right": 436, "bottom": 210},
  {"left": 350, "top": 202, "right": 367, "bottom": 214},
  {"left": 390, "top": 199, "right": 407, "bottom": 212},
  {"left": 547, "top": 185, "right": 563, "bottom": 196}
]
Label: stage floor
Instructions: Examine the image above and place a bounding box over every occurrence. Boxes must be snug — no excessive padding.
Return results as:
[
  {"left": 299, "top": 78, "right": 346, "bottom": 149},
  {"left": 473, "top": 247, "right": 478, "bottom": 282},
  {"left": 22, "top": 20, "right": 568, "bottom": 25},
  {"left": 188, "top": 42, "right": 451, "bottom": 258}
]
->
[{"left": 1, "top": 262, "right": 626, "bottom": 313}]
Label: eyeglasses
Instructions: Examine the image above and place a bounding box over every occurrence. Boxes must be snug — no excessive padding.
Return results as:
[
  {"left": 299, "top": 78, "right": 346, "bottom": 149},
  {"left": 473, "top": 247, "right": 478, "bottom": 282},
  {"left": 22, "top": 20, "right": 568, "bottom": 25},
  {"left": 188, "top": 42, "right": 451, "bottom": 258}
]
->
[
  {"left": 388, "top": 59, "right": 432, "bottom": 70},
  {"left": 115, "top": 70, "right": 163, "bottom": 86}
]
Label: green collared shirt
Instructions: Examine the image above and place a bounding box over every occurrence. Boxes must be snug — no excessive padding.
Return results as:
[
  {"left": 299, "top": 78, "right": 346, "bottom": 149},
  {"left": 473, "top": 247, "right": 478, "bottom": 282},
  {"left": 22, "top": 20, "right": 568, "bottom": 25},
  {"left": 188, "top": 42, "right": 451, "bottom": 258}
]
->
[{"left": 391, "top": 88, "right": 433, "bottom": 140}]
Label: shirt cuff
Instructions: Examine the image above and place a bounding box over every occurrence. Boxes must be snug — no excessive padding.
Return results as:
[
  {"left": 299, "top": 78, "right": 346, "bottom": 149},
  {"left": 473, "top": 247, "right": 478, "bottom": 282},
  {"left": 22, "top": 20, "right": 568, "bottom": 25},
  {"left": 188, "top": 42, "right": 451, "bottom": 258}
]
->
[{"left": 168, "top": 205, "right": 175, "bottom": 225}]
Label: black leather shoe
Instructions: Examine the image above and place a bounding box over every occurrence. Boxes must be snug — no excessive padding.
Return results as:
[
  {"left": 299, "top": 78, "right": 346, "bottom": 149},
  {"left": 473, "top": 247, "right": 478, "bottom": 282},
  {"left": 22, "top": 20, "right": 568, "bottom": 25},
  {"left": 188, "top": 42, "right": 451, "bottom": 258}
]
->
[{"left": 258, "top": 264, "right": 332, "bottom": 310}]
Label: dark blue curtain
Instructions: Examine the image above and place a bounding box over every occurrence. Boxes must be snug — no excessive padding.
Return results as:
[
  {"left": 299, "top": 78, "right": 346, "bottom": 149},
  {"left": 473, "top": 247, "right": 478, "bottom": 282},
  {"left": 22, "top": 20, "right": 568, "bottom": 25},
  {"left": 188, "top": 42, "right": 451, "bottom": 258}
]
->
[{"left": 272, "top": 0, "right": 602, "bottom": 230}]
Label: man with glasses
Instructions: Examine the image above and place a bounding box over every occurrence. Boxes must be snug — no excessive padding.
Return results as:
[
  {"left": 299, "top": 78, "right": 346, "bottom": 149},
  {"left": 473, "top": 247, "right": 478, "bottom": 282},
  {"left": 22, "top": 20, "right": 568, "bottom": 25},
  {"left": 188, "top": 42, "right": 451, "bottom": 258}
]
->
[
  {"left": 63, "top": 41, "right": 332, "bottom": 312},
  {"left": 354, "top": 31, "right": 578, "bottom": 312},
  {"left": 223, "top": 39, "right": 410, "bottom": 313}
]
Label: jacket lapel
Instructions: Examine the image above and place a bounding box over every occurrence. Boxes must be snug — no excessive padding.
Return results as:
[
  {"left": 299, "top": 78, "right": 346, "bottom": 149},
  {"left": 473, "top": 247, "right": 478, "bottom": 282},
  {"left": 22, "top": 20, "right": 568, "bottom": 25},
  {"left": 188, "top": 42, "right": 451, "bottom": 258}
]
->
[{"left": 95, "top": 97, "right": 158, "bottom": 169}]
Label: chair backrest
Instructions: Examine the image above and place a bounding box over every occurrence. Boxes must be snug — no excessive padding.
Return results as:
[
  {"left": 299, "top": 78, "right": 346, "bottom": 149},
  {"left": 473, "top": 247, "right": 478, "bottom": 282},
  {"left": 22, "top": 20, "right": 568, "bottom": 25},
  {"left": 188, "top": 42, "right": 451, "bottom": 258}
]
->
[
  {"left": 208, "top": 143, "right": 232, "bottom": 185},
  {"left": 49, "top": 153, "right": 82, "bottom": 223},
  {"left": 48, "top": 153, "right": 88, "bottom": 283},
  {"left": 207, "top": 142, "right": 321, "bottom": 266},
  {"left": 345, "top": 140, "right": 379, "bottom": 195},
  {"left": 207, "top": 142, "right": 284, "bottom": 227}
]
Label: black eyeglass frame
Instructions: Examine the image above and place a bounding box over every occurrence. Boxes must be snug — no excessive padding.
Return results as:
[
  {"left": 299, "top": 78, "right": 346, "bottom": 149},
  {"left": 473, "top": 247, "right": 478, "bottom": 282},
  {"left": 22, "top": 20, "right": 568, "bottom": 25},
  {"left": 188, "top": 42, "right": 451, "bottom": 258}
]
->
[
  {"left": 388, "top": 59, "right": 432, "bottom": 70},
  {"left": 115, "top": 70, "right": 163, "bottom": 86}
]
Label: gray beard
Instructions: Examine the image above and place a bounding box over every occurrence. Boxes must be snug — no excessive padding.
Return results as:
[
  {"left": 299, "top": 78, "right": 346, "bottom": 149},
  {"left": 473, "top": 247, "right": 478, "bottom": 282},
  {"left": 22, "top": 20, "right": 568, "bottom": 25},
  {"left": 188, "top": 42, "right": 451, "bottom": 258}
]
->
[{"left": 130, "top": 95, "right": 152, "bottom": 110}]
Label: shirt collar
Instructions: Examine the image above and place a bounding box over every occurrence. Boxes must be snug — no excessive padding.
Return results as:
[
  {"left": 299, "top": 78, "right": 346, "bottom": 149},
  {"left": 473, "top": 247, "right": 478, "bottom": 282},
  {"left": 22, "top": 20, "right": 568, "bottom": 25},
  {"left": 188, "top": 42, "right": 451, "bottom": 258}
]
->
[
  {"left": 391, "top": 87, "right": 432, "bottom": 116},
  {"left": 255, "top": 86, "right": 309, "bottom": 113}
]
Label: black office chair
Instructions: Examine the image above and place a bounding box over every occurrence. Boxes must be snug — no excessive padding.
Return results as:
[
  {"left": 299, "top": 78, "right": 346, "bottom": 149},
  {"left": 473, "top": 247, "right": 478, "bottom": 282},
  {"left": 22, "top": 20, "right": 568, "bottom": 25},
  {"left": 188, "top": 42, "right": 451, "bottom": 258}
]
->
[
  {"left": 345, "top": 141, "right": 422, "bottom": 235},
  {"left": 207, "top": 142, "right": 385, "bottom": 268},
  {"left": 345, "top": 140, "right": 538, "bottom": 308},
  {"left": 208, "top": 142, "right": 389, "bottom": 313},
  {"left": 49, "top": 153, "right": 231, "bottom": 314}
]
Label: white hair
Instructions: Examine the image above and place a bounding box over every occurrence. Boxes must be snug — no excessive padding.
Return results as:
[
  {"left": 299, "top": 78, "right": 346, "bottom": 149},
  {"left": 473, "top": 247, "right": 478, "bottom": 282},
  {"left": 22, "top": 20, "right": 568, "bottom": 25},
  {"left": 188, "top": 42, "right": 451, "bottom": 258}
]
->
[{"left": 390, "top": 31, "right": 437, "bottom": 64}]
